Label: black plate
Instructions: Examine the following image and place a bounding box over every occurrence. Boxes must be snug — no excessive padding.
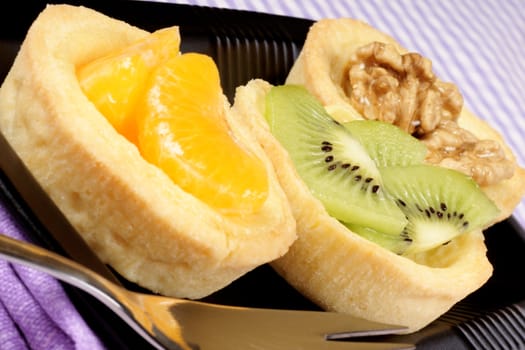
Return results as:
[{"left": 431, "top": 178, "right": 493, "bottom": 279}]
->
[{"left": 1, "top": 1, "right": 525, "bottom": 349}]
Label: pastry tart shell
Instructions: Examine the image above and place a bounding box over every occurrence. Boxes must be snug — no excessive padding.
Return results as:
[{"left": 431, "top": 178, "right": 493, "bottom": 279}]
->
[
  {"left": 233, "top": 19, "right": 525, "bottom": 333},
  {"left": 234, "top": 78, "right": 495, "bottom": 333},
  {"left": 0, "top": 5, "right": 296, "bottom": 299}
]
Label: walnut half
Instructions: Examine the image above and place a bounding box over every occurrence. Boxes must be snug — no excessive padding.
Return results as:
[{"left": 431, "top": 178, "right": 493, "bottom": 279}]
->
[{"left": 344, "top": 42, "right": 463, "bottom": 135}]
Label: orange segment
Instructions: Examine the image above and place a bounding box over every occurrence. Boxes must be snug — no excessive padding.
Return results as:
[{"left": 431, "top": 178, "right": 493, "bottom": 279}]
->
[
  {"left": 77, "top": 29, "right": 269, "bottom": 215},
  {"left": 138, "top": 53, "right": 269, "bottom": 214},
  {"left": 77, "top": 27, "right": 180, "bottom": 144}
]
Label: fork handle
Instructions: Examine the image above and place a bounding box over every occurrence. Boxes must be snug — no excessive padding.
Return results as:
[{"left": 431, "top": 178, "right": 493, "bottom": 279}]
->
[
  {"left": 0, "top": 233, "right": 114, "bottom": 297},
  {"left": 0, "top": 233, "right": 175, "bottom": 350}
]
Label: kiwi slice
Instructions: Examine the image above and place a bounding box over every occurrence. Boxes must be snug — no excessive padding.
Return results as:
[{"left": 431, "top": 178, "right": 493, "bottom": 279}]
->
[
  {"left": 381, "top": 164, "right": 500, "bottom": 254},
  {"left": 344, "top": 223, "right": 411, "bottom": 254},
  {"left": 265, "top": 85, "right": 407, "bottom": 235},
  {"left": 343, "top": 120, "right": 427, "bottom": 167}
]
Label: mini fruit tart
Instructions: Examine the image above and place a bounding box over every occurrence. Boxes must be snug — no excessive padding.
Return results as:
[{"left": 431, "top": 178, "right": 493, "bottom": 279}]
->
[
  {"left": 0, "top": 5, "right": 296, "bottom": 299},
  {"left": 286, "top": 19, "right": 525, "bottom": 221},
  {"left": 232, "top": 18, "right": 525, "bottom": 333},
  {"left": 233, "top": 76, "right": 522, "bottom": 333}
]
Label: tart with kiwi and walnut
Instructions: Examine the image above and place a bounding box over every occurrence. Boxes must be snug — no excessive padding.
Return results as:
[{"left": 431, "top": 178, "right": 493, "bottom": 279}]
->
[{"left": 231, "top": 18, "right": 525, "bottom": 333}]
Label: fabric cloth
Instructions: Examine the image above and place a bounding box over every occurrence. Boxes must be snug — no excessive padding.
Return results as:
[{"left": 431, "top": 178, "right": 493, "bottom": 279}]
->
[
  {"left": 0, "top": 0, "right": 523, "bottom": 349},
  {"left": 0, "top": 208, "right": 105, "bottom": 350}
]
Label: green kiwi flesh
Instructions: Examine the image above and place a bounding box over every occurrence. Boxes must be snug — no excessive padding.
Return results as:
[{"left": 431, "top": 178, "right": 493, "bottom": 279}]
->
[
  {"left": 264, "top": 85, "right": 408, "bottom": 235},
  {"left": 343, "top": 223, "right": 411, "bottom": 254},
  {"left": 381, "top": 165, "right": 500, "bottom": 254},
  {"left": 343, "top": 120, "right": 428, "bottom": 167}
]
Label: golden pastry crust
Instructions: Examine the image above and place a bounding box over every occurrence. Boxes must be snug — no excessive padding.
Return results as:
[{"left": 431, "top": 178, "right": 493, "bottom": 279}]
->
[
  {"left": 233, "top": 78, "right": 493, "bottom": 333},
  {"left": 0, "top": 5, "right": 296, "bottom": 298},
  {"left": 286, "top": 18, "right": 525, "bottom": 222}
]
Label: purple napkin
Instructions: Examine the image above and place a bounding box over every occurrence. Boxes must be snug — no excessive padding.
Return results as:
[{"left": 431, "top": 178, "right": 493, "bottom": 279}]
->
[{"left": 0, "top": 204, "right": 105, "bottom": 350}]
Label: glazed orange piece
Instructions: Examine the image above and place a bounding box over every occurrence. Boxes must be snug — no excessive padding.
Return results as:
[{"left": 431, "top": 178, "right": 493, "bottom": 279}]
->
[
  {"left": 77, "top": 28, "right": 268, "bottom": 214},
  {"left": 77, "top": 27, "right": 181, "bottom": 144},
  {"left": 137, "top": 53, "right": 268, "bottom": 215}
]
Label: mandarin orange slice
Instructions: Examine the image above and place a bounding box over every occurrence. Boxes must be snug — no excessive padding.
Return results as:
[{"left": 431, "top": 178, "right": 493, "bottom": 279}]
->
[
  {"left": 78, "top": 29, "right": 268, "bottom": 215},
  {"left": 77, "top": 27, "right": 180, "bottom": 144},
  {"left": 137, "top": 53, "right": 269, "bottom": 214}
]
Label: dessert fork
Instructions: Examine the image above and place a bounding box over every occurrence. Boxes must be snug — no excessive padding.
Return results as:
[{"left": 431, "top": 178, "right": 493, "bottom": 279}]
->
[{"left": 0, "top": 233, "right": 414, "bottom": 350}]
